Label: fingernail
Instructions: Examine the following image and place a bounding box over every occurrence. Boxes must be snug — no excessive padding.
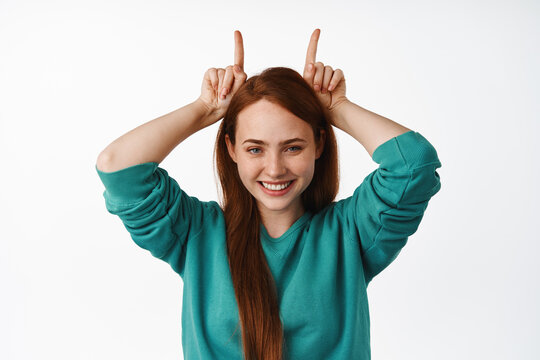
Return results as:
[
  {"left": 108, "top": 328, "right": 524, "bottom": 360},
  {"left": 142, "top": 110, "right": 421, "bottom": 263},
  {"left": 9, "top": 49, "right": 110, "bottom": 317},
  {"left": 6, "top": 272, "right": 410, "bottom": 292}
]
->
[
  {"left": 314, "top": 84, "right": 320, "bottom": 91},
  {"left": 328, "top": 85, "right": 334, "bottom": 91}
]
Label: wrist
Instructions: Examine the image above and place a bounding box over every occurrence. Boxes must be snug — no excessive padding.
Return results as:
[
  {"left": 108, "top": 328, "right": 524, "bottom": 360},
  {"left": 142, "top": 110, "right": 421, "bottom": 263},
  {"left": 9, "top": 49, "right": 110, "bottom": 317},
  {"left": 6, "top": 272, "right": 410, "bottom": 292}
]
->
[
  {"left": 328, "top": 97, "right": 351, "bottom": 129},
  {"left": 193, "top": 98, "right": 221, "bottom": 129}
]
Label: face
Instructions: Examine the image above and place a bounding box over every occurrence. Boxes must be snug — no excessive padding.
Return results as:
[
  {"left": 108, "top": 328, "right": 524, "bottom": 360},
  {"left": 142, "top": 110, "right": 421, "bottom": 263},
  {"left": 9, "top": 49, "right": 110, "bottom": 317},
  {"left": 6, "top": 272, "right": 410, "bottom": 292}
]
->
[{"left": 225, "top": 99, "right": 325, "bottom": 217}]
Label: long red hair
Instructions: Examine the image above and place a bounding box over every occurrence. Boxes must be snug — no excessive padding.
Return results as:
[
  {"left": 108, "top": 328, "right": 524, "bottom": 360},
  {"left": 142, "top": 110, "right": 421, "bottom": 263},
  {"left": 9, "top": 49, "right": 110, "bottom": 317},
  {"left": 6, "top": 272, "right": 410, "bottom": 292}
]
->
[{"left": 213, "top": 66, "right": 339, "bottom": 360}]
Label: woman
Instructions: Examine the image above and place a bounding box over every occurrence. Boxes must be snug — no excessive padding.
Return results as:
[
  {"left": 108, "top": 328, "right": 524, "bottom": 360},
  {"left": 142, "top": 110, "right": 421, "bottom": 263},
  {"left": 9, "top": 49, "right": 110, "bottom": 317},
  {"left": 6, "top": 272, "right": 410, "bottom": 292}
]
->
[{"left": 96, "top": 29, "right": 442, "bottom": 360}]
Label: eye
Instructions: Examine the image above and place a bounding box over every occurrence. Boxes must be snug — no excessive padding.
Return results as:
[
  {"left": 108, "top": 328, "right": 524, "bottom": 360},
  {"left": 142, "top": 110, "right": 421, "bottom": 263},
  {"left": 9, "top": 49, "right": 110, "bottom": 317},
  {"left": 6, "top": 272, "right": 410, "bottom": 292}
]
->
[
  {"left": 248, "top": 148, "right": 261, "bottom": 154},
  {"left": 287, "top": 146, "right": 302, "bottom": 152}
]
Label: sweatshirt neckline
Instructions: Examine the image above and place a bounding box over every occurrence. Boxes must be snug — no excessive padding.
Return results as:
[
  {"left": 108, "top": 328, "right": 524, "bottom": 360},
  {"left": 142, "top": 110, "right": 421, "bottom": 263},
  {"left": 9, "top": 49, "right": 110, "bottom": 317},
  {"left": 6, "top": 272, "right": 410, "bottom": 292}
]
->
[{"left": 260, "top": 211, "right": 313, "bottom": 243}]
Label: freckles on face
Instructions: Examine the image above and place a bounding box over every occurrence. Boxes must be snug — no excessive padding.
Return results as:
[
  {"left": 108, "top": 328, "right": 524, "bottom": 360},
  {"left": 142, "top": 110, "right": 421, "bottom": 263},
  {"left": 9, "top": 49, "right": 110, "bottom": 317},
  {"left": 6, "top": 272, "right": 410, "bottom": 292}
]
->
[
  {"left": 234, "top": 99, "right": 317, "bottom": 173},
  {"left": 225, "top": 99, "right": 322, "bottom": 213}
]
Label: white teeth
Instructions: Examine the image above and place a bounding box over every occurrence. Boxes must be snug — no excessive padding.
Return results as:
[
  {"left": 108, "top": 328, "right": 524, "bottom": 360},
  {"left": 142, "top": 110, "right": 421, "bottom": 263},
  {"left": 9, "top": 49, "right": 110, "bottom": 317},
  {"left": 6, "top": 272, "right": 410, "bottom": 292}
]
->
[{"left": 261, "top": 181, "right": 292, "bottom": 191}]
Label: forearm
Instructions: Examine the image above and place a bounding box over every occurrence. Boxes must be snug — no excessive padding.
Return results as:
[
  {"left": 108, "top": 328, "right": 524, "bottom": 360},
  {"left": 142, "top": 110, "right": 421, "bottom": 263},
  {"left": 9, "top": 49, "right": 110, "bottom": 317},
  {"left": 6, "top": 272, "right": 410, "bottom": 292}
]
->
[
  {"left": 329, "top": 99, "right": 412, "bottom": 158},
  {"left": 97, "top": 99, "right": 218, "bottom": 172}
]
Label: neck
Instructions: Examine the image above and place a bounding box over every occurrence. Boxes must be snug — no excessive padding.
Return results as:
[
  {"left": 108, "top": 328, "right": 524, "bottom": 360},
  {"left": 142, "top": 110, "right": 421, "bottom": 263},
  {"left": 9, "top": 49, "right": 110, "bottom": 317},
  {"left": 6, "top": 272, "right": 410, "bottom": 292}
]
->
[{"left": 258, "top": 200, "right": 305, "bottom": 239}]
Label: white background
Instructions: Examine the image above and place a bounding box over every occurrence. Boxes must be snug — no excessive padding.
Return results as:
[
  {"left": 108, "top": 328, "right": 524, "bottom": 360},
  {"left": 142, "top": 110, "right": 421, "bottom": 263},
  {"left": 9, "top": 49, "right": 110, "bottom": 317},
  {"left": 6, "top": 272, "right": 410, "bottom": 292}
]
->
[{"left": 1, "top": 0, "right": 539, "bottom": 359}]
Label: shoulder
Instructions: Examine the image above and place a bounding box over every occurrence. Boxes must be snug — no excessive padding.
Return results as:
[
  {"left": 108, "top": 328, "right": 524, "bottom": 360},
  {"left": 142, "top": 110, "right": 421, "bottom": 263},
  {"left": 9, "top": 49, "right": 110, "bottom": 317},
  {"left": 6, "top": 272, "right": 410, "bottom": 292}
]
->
[
  {"left": 185, "top": 196, "right": 223, "bottom": 220},
  {"left": 306, "top": 194, "right": 364, "bottom": 237},
  {"left": 308, "top": 199, "right": 348, "bottom": 226},
  {"left": 205, "top": 200, "right": 223, "bottom": 217}
]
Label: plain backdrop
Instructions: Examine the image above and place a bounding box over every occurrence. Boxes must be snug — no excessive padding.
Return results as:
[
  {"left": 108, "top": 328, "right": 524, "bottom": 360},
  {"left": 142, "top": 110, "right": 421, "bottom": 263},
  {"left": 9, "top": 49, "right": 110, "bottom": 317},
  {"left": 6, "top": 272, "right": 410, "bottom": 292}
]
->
[{"left": 1, "top": 0, "right": 538, "bottom": 359}]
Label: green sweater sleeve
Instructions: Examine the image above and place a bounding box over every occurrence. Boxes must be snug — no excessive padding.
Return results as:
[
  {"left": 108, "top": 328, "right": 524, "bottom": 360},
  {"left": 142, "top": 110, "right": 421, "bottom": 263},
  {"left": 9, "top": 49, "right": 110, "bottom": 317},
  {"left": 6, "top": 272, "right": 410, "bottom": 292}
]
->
[
  {"left": 339, "top": 130, "right": 442, "bottom": 285},
  {"left": 95, "top": 161, "right": 212, "bottom": 276}
]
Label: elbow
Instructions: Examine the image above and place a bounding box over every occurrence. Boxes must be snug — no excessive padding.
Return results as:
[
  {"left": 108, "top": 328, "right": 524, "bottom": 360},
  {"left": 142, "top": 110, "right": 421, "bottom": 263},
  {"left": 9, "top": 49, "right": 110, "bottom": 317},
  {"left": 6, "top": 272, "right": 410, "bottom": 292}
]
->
[{"left": 96, "top": 151, "right": 114, "bottom": 172}]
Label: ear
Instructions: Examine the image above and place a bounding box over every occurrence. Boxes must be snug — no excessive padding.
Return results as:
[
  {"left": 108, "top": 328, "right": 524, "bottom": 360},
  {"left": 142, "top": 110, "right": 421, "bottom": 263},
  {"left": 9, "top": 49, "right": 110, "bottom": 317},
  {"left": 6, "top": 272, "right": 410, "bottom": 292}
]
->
[
  {"left": 315, "top": 129, "right": 326, "bottom": 159},
  {"left": 225, "top": 134, "right": 237, "bottom": 163}
]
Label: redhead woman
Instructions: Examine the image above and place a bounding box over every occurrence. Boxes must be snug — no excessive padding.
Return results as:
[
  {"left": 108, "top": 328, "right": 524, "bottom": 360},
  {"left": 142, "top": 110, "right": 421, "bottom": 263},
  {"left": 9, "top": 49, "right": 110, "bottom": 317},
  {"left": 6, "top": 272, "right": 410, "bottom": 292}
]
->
[{"left": 96, "top": 29, "right": 442, "bottom": 360}]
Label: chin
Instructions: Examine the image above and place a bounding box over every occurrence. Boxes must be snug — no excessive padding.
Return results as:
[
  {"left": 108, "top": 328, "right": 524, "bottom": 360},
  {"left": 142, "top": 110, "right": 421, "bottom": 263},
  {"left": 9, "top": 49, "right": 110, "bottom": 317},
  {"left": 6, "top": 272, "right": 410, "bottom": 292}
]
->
[
  {"left": 255, "top": 192, "right": 302, "bottom": 213},
  {"left": 258, "top": 200, "right": 294, "bottom": 212},
  {"left": 250, "top": 180, "right": 307, "bottom": 213}
]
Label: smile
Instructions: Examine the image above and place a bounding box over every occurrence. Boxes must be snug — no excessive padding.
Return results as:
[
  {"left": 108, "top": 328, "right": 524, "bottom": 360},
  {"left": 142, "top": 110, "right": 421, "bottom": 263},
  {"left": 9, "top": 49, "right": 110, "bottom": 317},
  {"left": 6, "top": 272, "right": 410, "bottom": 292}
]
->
[
  {"left": 258, "top": 180, "right": 295, "bottom": 196},
  {"left": 260, "top": 181, "right": 292, "bottom": 190}
]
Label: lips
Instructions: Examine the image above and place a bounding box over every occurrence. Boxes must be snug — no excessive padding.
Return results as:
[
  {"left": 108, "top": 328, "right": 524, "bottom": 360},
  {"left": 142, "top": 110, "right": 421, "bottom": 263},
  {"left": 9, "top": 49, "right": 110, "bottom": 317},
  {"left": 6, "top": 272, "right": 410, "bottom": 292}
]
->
[{"left": 258, "top": 180, "right": 296, "bottom": 196}]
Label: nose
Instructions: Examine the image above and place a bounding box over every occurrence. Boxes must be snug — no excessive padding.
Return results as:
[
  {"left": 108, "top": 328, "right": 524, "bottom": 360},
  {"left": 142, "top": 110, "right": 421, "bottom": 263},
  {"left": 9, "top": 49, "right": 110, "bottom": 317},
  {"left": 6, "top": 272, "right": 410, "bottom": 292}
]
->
[{"left": 265, "top": 152, "right": 287, "bottom": 179}]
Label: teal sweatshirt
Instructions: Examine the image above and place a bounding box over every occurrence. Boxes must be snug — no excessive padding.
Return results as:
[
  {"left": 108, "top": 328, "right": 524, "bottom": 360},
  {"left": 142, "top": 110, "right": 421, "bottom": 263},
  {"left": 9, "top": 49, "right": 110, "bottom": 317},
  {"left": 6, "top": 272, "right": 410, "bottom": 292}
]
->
[{"left": 95, "top": 130, "right": 442, "bottom": 359}]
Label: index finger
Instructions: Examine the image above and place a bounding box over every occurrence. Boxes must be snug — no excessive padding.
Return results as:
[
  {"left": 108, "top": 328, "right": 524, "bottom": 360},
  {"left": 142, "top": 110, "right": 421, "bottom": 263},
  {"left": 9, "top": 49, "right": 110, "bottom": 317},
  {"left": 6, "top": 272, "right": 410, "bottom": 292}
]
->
[
  {"left": 234, "top": 30, "right": 244, "bottom": 70},
  {"left": 305, "top": 28, "right": 320, "bottom": 68}
]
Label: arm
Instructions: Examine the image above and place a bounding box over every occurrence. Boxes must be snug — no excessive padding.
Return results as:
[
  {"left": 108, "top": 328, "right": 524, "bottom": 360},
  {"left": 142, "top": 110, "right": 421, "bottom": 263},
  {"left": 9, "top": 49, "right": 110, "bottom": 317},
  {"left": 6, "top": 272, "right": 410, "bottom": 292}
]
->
[
  {"left": 302, "top": 30, "right": 441, "bottom": 285},
  {"left": 337, "top": 130, "right": 442, "bottom": 285},
  {"left": 329, "top": 99, "right": 412, "bottom": 158},
  {"left": 94, "top": 100, "right": 216, "bottom": 276},
  {"left": 96, "top": 99, "right": 218, "bottom": 172},
  {"left": 95, "top": 31, "right": 248, "bottom": 276}
]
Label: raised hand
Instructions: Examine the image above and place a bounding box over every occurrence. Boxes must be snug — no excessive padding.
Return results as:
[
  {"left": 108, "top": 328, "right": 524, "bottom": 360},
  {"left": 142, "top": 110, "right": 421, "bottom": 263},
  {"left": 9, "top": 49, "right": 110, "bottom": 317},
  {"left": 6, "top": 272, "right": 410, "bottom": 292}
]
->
[
  {"left": 197, "top": 30, "right": 248, "bottom": 123},
  {"left": 302, "top": 29, "right": 348, "bottom": 114}
]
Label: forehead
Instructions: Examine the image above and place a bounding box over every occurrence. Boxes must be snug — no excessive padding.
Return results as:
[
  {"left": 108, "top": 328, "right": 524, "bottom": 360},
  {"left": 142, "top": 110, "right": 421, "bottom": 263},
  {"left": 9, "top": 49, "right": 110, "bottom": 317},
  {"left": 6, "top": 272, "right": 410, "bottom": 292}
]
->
[{"left": 235, "top": 99, "right": 313, "bottom": 143}]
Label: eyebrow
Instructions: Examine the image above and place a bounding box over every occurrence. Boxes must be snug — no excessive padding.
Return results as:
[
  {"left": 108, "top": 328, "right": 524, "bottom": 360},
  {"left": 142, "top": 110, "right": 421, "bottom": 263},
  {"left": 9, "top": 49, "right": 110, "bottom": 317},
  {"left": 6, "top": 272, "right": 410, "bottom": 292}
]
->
[{"left": 242, "top": 138, "right": 308, "bottom": 146}]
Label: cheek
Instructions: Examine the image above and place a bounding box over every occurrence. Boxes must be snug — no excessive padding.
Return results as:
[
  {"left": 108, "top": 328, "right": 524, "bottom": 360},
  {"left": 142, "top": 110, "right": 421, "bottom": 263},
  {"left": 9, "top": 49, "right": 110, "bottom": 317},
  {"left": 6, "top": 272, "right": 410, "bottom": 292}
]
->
[
  {"left": 303, "top": 164, "right": 316, "bottom": 185},
  {"left": 294, "top": 155, "right": 316, "bottom": 177},
  {"left": 236, "top": 158, "right": 259, "bottom": 183}
]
